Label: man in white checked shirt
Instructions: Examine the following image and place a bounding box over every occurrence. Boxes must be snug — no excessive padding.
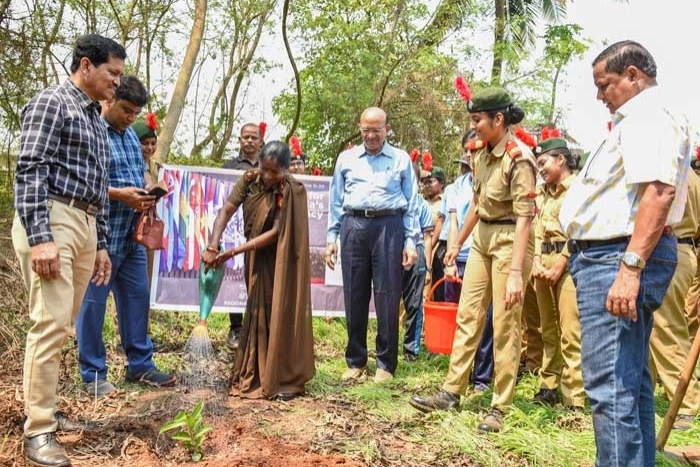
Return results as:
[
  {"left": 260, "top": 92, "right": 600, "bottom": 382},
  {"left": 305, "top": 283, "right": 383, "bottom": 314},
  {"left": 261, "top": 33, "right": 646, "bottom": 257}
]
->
[{"left": 559, "top": 41, "right": 692, "bottom": 467}]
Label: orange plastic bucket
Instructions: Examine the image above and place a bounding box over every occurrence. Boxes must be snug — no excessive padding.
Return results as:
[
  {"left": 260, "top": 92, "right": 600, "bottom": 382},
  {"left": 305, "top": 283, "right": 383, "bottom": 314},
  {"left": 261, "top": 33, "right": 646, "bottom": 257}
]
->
[{"left": 423, "top": 277, "right": 461, "bottom": 355}]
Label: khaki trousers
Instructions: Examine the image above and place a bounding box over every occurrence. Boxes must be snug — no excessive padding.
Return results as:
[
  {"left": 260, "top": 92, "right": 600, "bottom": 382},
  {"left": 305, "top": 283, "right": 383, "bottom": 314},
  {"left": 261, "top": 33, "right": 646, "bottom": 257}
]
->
[
  {"left": 12, "top": 201, "right": 97, "bottom": 436},
  {"left": 649, "top": 243, "right": 700, "bottom": 415},
  {"left": 521, "top": 281, "right": 542, "bottom": 372},
  {"left": 443, "top": 223, "right": 533, "bottom": 411},
  {"left": 684, "top": 249, "right": 700, "bottom": 342},
  {"left": 534, "top": 253, "right": 585, "bottom": 407}
]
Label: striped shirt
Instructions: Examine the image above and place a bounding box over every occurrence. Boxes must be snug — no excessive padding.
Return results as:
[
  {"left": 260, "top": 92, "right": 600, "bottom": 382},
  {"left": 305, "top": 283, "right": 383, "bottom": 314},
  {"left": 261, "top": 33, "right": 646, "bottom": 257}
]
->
[
  {"left": 15, "top": 80, "right": 110, "bottom": 249},
  {"left": 104, "top": 121, "right": 148, "bottom": 255},
  {"left": 559, "top": 87, "right": 691, "bottom": 240}
]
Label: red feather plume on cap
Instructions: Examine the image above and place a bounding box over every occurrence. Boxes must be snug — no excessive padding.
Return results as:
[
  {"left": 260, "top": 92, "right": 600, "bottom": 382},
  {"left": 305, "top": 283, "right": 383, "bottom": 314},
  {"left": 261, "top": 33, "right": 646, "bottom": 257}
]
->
[
  {"left": 421, "top": 151, "right": 433, "bottom": 172},
  {"left": 514, "top": 126, "right": 536, "bottom": 149},
  {"left": 313, "top": 167, "right": 322, "bottom": 176},
  {"left": 453, "top": 76, "right": 472, "bottom": 103},
  {"left": 258, "top": 121, "right": 267, "bottom": 141},
  {"left": 696, "top": 145, "right": 700, "bottom": 161},
  {"left": 289, "top": 135, "right": 302, "bottom": 157},
  {"left": 146, "top": 113, "right": 158, "bottom": 131},
  {"left": 540, "top": 126, "right": 561, "bottom": 141},
  {"left": 409, "top": 148, "right": 420, "bottom": 163}
]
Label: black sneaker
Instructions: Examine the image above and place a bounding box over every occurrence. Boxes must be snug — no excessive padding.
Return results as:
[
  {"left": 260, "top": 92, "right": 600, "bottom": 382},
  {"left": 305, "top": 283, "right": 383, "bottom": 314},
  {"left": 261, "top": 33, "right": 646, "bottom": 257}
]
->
[
  {"left": 409, "top": 390, "right": 460, "bottom": 413},
  {"left": 533, "top": 388, "right": 560, "bottom": 406},
  {"left": 403, "top": 353, "right": 418, "bottom": 362},
  {"left": 226, "top": 328, "right": 240, "bottom": 350},
  {"left": 125, "top": 368, "right": 176, "bottom": 387}
]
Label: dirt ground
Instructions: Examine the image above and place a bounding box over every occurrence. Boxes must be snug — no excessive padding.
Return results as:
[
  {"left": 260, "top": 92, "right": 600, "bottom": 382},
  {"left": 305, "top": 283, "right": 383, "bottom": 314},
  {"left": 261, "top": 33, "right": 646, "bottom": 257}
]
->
[
  {"left": 0, "top": 349, "right": 478, "bottom": 467},
  {"left": 0, "top": 236, "right": 479, "bottom": 467}
]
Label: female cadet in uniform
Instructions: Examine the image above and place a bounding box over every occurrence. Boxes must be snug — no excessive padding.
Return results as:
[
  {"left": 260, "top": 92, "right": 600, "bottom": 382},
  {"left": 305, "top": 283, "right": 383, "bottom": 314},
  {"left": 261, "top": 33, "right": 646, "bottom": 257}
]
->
[
  {"left": 410, "top": 87, "right": 537, "bottom": 433},
  {"left": 531, "top": 138, "right": 585, "bottom": 411}
]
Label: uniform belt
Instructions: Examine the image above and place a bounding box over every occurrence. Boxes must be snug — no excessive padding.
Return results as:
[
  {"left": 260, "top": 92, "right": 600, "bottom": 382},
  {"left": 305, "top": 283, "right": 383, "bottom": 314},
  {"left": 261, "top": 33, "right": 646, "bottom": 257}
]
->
[
  {"left": 47, "top": 193, "right": 98, "bottom": 216},
  {"left": 567, "top": 226, "right": 673, "bottom": 254},
  {"left": 346, "top": 208, "right": 403, "bottom": 218},
  {"left": 479, "top": 217, "right": 516, "bottom": 225},
  {"left": 678, "top": 237, "right": 696, "bottom": 247},
  {"left": 541, "top": 240, "right": 567, "bottom": 254}
]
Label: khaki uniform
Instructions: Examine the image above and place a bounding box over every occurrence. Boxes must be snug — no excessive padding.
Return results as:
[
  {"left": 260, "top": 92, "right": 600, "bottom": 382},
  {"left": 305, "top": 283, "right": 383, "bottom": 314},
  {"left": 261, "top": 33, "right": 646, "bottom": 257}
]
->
[
  {"left": 684, "top": 171, "right": 700, "bottom": 342},
  {"left": 649, "top": 169, "right": 700, "bottom": 415},
  {"left": 685, "top": 251, "right": 700, "bottom": 342},
  {"left": 532, "top": 174, "right": 585, "bottom": 407},
  {"left": 442, "top": 131, "right": 536, "bottom": 412},
  {"left": 521, "top": 277, "right": 542, "bottom": 372}
]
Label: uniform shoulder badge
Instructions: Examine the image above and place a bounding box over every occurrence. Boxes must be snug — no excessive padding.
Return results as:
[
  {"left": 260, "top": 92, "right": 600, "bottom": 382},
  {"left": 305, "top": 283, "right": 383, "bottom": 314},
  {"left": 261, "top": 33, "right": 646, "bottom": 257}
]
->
[
  {"left": 467, "top": 139, "right": 486, "bottom": 151},
  {"left": 244, "top": 169, "right": 258, "bottom": 181},
  {"left": 505, "top": 140, "right": 522, "bottom": 159}
]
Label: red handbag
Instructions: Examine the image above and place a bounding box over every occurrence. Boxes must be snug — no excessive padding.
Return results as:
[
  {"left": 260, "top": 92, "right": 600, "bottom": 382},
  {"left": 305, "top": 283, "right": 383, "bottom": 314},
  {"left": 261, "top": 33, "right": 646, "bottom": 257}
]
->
[{"left": 132, "top": 206, "right": 164, "bottom": 250}]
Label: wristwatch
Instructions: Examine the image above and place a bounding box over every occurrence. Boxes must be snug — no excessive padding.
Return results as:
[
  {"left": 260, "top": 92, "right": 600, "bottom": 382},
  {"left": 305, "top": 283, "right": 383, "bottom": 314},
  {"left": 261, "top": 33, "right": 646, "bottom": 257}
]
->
[{"left": 621, "top": 252, "right": 646, "bottom": 269}]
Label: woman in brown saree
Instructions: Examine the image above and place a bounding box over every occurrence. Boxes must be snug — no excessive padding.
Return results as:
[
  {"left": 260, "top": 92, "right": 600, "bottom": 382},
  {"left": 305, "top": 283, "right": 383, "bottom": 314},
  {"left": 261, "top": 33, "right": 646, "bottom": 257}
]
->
[{"left": 202, "top": 141, "right": 315, "bottom": 400}]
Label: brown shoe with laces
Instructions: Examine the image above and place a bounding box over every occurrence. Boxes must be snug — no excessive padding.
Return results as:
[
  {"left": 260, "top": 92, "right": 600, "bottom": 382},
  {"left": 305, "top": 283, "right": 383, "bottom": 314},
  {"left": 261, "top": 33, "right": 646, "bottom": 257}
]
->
[{"left": 477, "top": 408, "right": 504, "bottom": 433}]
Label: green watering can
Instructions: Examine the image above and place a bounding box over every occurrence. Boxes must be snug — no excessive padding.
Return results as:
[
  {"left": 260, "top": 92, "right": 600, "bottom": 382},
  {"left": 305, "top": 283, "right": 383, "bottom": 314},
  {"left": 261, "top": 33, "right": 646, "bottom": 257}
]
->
[{"left": 198, "top": 249, "right": 226, "bottom": 322}]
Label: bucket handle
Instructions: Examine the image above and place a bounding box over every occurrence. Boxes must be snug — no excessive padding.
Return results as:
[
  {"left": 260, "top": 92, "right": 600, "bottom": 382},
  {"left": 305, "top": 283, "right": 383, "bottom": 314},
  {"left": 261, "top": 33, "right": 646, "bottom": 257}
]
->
[{"left": 426, "top": 276, "right": 462, "bottom": 303}]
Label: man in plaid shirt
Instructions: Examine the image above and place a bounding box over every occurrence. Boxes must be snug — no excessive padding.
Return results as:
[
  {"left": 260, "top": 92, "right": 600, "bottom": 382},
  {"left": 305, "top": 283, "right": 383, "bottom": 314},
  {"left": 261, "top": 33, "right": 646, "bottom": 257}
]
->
[
  {"left": 75, "top": 75, "right": 175, "bottom": 403},
  {"left": 11, "top": 34, "right": 126, "bottom": 467}
]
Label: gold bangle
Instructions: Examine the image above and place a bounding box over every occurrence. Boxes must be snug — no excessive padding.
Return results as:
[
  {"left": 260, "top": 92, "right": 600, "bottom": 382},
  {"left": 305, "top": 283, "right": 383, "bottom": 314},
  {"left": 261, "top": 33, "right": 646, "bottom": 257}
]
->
[
  {"left": 206, "top": 246, "right": 219, "bottom": 254},
  {"left": 252, "top": 240, "right": 257, "bottom": 250}
]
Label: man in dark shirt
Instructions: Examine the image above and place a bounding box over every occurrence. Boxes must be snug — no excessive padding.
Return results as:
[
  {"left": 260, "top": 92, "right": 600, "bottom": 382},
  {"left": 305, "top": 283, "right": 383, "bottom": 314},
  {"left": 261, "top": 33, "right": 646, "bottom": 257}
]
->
[
  {"left": 75, "top": 76, "right": 176, "bottom": 401},
  {"left": 11, "top": 34, "right": 126, "bottom": 467},
  {"left": 222, "top": 122, "right": 262, "bottom": 348}
]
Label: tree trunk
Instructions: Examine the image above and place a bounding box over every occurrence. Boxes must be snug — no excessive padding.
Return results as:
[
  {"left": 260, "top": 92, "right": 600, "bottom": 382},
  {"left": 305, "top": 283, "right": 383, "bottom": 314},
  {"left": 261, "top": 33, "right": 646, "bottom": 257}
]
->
[
  {"left": 547, "top": 65, "right": 562, "bottom": 125},
  {"left": 491, "top": 0, "right": 505, "bottom": 85},
  {"left": 155, "top": 0, "right": 207, "bottom": 163}
]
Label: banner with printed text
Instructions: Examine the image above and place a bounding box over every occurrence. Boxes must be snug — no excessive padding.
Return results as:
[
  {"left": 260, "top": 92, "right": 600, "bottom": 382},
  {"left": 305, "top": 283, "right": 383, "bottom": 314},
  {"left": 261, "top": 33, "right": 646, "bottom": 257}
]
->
[{"left": 151, "top": 165, "right": 346, "bottom": 316}]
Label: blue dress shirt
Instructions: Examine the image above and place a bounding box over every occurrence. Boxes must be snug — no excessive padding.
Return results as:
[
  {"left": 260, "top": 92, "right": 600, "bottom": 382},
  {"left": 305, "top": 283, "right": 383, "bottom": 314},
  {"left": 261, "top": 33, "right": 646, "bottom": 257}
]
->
[{"left": 327, "top": 142, "right": 420, "bottom": 249}]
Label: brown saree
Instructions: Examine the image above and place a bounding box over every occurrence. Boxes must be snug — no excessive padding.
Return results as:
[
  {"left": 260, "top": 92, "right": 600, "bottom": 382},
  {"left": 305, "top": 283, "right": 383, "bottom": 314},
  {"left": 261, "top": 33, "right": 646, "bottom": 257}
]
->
[{"left": 229, "top": 172, "right": 315, "bottom": 399}]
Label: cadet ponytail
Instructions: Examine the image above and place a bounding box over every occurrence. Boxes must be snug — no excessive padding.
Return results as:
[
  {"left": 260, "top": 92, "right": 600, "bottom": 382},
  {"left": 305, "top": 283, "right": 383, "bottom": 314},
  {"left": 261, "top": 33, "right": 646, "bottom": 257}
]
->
[{"left": 486, "top": 104, "right": 525, "bottom": 126}]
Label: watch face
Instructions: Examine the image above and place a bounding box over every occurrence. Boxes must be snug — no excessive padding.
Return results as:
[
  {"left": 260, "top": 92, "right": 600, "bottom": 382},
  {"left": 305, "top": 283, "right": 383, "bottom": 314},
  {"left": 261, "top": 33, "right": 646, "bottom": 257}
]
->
[{"left": 622, "top": 252, "right": 644, "bottom": 268}]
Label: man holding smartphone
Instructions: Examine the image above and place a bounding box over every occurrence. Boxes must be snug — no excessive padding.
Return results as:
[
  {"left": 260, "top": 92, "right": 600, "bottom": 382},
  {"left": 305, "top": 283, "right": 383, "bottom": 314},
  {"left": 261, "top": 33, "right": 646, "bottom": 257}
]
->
[{"left": 75, "top": 75, "right": 175, "bottom": 399}]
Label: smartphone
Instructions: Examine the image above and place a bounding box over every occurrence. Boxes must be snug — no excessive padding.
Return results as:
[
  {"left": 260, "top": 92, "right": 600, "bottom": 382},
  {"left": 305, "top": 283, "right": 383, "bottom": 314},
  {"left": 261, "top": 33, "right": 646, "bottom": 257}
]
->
[{"left": 147, "top": 185, "right": 168, "bottom": 201}]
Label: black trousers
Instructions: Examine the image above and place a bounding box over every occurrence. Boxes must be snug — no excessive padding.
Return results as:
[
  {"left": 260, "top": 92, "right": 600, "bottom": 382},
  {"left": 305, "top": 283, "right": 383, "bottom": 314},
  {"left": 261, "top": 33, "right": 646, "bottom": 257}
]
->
[
  {"left": 402, "top": 243, "right": 426, "bottom": 356},
  {"left": 229, "top": 312, "right": 243, "bottom": 330},
  {"left": 341, "top": 214, "right": 403, "bottom": 374},
  {"left": 431, "top": 240, "right": 447, "bottom": 302}
]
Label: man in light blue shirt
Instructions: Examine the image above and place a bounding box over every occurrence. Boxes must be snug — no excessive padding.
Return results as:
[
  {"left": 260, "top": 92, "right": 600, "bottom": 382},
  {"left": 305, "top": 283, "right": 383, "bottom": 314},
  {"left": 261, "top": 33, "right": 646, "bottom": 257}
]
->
[{"left": 326, "top": 107, "right": 419, "bottom": 382}]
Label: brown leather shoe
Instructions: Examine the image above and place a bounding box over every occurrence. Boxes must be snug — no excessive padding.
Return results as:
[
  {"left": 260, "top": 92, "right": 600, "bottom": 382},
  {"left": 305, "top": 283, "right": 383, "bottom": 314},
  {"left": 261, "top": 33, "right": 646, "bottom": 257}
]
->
[
  {"left": 24, "top": 432, "right": 71, "bottom": 467},
  {"left": 55, "top": 412, "right": 96, "bottom": 432},
  {"left": 477, "top": 408, "right": 504, "bottom": 433},
  {"left": 409, "top": 390, "right": 460, "bottom": 413}
]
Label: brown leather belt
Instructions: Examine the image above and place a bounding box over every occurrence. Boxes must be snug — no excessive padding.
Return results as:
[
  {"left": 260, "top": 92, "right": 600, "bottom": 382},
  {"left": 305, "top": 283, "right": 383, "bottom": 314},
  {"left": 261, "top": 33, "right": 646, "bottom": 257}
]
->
[
  {"left": 541, "top": 241, "right": 567, "bottom": 254},
  {"left": 479, "top": 217, "right": 516, "bottom": 225},
  {"left": 48, "top": 193, "right": 98, "bottom": 216},
  {"left": 346, "top": 208, "right": 403, "bottom": 218}
]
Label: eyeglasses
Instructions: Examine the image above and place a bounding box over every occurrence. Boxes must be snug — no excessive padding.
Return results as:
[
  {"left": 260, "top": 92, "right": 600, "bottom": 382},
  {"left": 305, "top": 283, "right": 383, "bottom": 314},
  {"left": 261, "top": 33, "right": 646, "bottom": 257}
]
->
[{"left": 359, "top": 127, "right": 386, "bottom": 135}]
